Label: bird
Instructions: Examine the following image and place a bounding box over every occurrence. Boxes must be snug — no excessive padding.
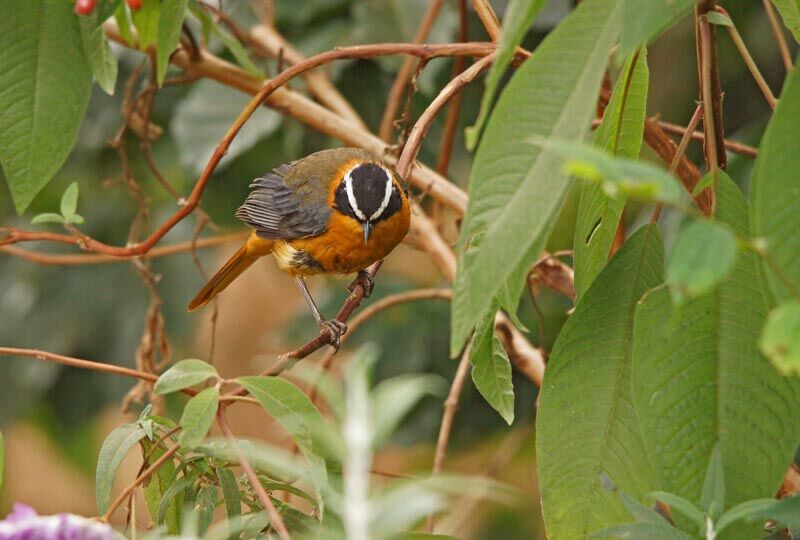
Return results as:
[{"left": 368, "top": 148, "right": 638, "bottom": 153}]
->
[{"left": 187, "top": 147, "right": 411, "bottom": 346}]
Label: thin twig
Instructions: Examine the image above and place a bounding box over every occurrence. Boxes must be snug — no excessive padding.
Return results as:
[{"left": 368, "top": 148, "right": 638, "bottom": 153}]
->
[
  {"left": 470, "top": 0, "right": 501, "bottom": 41},
  {"left": 217, "top": 408, "right": 290, "bottom": 540},
  {"left": 714, "top": 6, "right": 777, "bottom": 110},
  {"left": 0, "top": 347, "right": 159, "bottom": 383},
  {"left": 379, "top": 0, "right": 445, "bottom": 141},
  {"left": 762, "top": 0, "right": 794, "bottom": 71},
  {"left": 633, "top": 118, "right": 758, "bottom": 157},
  {"left": 427, "top": 341, "right": 473, "bottom": 533},
  {"left": 697, "top": 1, "right": 727, "bottom": 179}
]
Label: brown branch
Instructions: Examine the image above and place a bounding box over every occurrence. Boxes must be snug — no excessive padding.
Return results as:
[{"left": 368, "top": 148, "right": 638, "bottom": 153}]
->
[
  {"left": 697, "top": 2, "right": 727, "bottom": 176},
  {"left": 470, "top": 0, "right": 501, "bottom": 41},
  {"left": 0, "top": 347, "right": 159, "bottom": 383},
  {"left": 217, "top": 408, "right": 290, "bottom": 540},
  {"left": 762, "top": 0, "right": 795, "bottom": 71},
  {"left": 379, "top": 0, "right": 445, "bottom": 141},
  {"left": 631, "top": 119, "right": 758, "bottom": 158},
  {"left": 427, "top": 340, "right": 473, "bottom": 532}
]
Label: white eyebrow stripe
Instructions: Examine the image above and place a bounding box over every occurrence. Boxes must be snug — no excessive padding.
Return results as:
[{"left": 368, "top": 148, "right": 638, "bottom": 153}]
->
[
  {"left": 369, "top": 167, "right": 394, "bottom": 221},
  {"left": 344, "top": 168, "right": 367, "bottom": 221}
]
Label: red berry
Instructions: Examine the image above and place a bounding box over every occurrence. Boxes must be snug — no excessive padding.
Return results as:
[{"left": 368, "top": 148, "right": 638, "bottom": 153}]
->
[
  {"left": 126, "top": 0, "right": 142, "bottom": 10},
  {"left": 74, "top": 0, "right": 96, "bottom": 15}
]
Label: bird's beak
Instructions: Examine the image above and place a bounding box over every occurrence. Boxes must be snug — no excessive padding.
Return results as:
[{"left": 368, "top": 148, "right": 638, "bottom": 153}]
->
[{"left": 362, "top": 222, "right": 372, "bottom": 244}]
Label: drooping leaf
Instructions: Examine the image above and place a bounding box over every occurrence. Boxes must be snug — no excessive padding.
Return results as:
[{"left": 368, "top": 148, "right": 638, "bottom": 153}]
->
[
  {"left": 30, "top": 213, "right": 66, "bottom": 225},
  {"left": 237, "top": 376, "right": 331, "bottom": 492},
  {"left": 574, "top": 47, "right": 649, "bottom": 299},
  {"left": 95, "top": 423, "right": 146, "bottom": 514},
  {"left": 632, "top": 176, "right": 800, "bottom": 540},
  {"left": 751, "top": 59, "right": 800, "bottom": 301},
  {"left": 154, "top": 359, "right": 218, "bottom": 395},
  {"left": 465, "top": 0, "right": 549, "bottom": 149},
  {"left": 156, "top": 475, "right": 194, "bottom": 527},
  {"left": 0, "top": 0, "right": 92, "bottom": 214},
  {"left": 178, "top": 387, "right": 220, "bottom": 449},
  {"left": 770, "top": 0, "right": 800, "bottom": 43},
  {"left": 619, "top": 0, "right": 696, "bottom": 60},
  {"left": 452, "top": 0, "right": 622, "bottom": 354},
  {"left": 537, "top": 225, "right": 664, "bottom": 539},
  {"left": 155, "top": 0, "right": 187, "bottom": 85},
  {"left": 142, "top": 441, "right": 181, "bottom": 533},
  {"left": 130, "top": 0, "right": 160, "bottom": 49},
  {"left": 760, "top": 300, "right": 800, "bottom": 375},
  {"left": 171, "top": 79, "right": 280, "bottom": 174},
  {"left": 195, "top": 485, "right": 217, "bottom": 536},
  {"left": 60, "top": 182, "right": 79, "bottom": 220},
  {"left": 78, "top": 8, "right": 118, "bottom": 94},
  {"left": 666, "top": 218, "right": 739, "bottom": 305},
  {"left": 469, "top": 310, "right": 515, "bottom": 424}
]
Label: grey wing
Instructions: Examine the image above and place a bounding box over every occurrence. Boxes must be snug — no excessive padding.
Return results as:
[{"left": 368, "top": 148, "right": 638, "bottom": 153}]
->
[{"left": 234, "top": 163, "right": 331, "bottom": 239}]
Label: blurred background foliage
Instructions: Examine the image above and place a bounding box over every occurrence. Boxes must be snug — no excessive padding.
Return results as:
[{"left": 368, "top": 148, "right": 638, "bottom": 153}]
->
[{"left": 0, "top": 0, "right": 794, "bottom": 537}]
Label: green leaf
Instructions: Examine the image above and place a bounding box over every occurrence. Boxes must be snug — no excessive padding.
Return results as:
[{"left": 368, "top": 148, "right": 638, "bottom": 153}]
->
[
  {"left": 700, "top": 444, "right": 725, "bottom": 520},
  {"left": 692, "top": 171, "right": 715, "bottom": 197},
  {"left": 452, "top": 0, "right": 621, "bottom": 354},
  {"left": 770, "top": 0, "right": 800, "bottom": 43},
  {"left": 30, "top": 213, "right": 66, "bottom": 225},
  {"left": 142, "top": 440, "right": 180, "bottom": 533},
  {"left": 591, "top": 522, "right": 696, "bottom": 540},
  {"left": 574, "top": 47, "right": 649, "bottom": 299},
  {"left": 237, "top": 376, "right": 330, "bottom": 492},
  {"left": 715, "top": 498, "right": 776, "bottom": 534},
  {"left": 618, "top": 491, "right": 665, "bottom": 524},
  {"left": 195, "top": 485, "right": 217, "bottom": 536},
  {"left": 0, "top": 429, "right": 4, "bottom": 491},
  {"left": 154, "top": 359, "right": 218, "bottom": 395},
  {"left": 78, "top": 9, "right": 118, "bottom": 94},
  {"left": 751, "top": 57, "right": 800, "bottom": 301},
  {"left": 171, "top": 79, "right": 280, "bottom": 174},
  {"left": 178, "top": 387, "right": 220, "bottom": 449},
  {"left": 760, "top": 494, "right": 800, "bottom": 527},
  {"left": 114, "top": 2, "right": 134, "bottom": 45},
  {"left": 542, "top": 140, "right": 683, "bottom": 205},
  {"left": 760, "top": 300, "right": 800, "bottom": 375},
  {"left": 632, "top": 176, "right": 800, "bottom": 540},
  {"left": 95, "top": 423, "right": 146, "bottom": 514},
  {"left": 156, "top": 475, "right": 194, "bottom": 526},
  {"left": 389, "top": 534, "right": 461, "bottom": 540},
  {"left": 131, "top": 0, "right": 160, "bottom": 49},
  {"left": 666, "top": 218, "right": 739, "bottom": 305},
  {"left": 619, "top": 0, "right": 696, "bottom": 60},
  {"left": 704, "top": 11, "right": 733, "bottom": 26},
  {"left": 371, "top": 374, "right": 445, "bottom": 448},
  {"left": 0, "top": 0, "right": 92, "bottom": 214},
  {"left": 465, "top": 0, "right": 549, "bottom": 149},
  {"left": 187, "top": 0, "right": 262, "bottom": 76},
  {"left": 648, "top": 491, "right": 706, "bottom": 533},
  {"left": 217, "top": 468, "right": 241, "bottom": 518},
  {"left": 469, "top": 310, "right": 515, "bottom": 424},
  {"left": 60, "top": 182, "right": 79, "bottom": 220},
  {"left": 66, "top": 214, "right": 85, "bottom": 225},
  {"left": 537, "top": 225, "right": 664, "bottom": 538},
  {"left": 155, "top": 0, "right": 187, "bottom": 85}
]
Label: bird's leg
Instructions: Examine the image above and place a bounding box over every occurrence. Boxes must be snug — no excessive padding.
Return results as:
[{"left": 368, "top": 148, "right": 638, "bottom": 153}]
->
[
  {"left": 294, "top": 276, "right": 347, "bottom": 348},
  {"left": 347, "top": 269, "right": 374, "bottom": 298}
]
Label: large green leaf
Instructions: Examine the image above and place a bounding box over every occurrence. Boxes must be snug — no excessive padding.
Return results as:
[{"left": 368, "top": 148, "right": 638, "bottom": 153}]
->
[
  {"left": 0, "top": 0, "right": 92, "bottom": 213},
  {"left": 537, "top": 225, "right": 664, "bottom": 539},
  {"left": 619, "top": 0, "right": 696, "bottom": 60},
  {"left": 95, "top": 423, "right": 146, "bottom": 514},
  {"left": 155, "top": 0, "right": 188, "bottom": 85},
  {"left": 451, "top": 0, "right": 622, "bottom": 354},
  {"left": 632, "top": 177, "right": 800, "bottom": 540},
  {"left": 178, "top": 387, "right": 220, "bottom": 449},
  {"left": 153, "top": 358, "right": 218, "bottom": 395},
  {"left": 761, "top": 300, "right": 800, "bottom": 375},
  {"left": 466, "top": 0, "right": 549, "bottom": 149},
  {"left": 574, "top": 48, "right": 649, "bottom": 298},
  {"left": 751, "top": 60, "right": 800, "bottom": 301},
  {"left": 770, "top": 0, "right": 800, "bottom": 43}
]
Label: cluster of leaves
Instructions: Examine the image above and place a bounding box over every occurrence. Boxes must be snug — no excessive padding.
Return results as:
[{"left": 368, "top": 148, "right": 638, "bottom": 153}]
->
[
  {"left": 95, "top": 350, "right": 506, "bottom": 539},
  {"left": 445, "top": 0, "right": 800, "bottom": 538}
]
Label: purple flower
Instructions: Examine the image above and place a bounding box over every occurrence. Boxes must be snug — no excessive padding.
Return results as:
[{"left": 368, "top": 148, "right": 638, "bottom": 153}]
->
[{"left": 0, "top": 504, "right": 115, "bottom": 540}]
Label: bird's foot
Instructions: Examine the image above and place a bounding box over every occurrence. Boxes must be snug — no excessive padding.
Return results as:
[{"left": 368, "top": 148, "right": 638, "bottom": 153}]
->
[
  {"left": 347, "top": 269, "right": 374, "bottom": 298},
  {"left": 320, "top": 318, "right": 347, "bottom": 349}
]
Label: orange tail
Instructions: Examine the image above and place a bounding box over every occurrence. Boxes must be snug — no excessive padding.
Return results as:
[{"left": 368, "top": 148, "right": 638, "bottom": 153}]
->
[{"left": 187, "top": 233, "right": 273, "bottom": 311}]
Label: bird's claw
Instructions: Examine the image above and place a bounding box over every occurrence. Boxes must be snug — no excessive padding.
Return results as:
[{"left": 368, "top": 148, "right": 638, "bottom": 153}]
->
[
  {"left": 320, "top": 318, "right": 347, "bottom": 350},
  {"left": 348, "top": 270, "right": 374, "bottom": 298}
]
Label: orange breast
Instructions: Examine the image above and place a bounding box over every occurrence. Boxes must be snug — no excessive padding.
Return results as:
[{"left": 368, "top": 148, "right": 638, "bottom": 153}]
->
[{"left": 287, "top": 201, "right": 410, "bottom": 275}]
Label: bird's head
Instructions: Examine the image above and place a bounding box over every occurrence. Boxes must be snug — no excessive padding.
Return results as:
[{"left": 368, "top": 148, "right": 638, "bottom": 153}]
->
[{"left": 334, "top": 161, "right": 404, "bottom": 243}]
